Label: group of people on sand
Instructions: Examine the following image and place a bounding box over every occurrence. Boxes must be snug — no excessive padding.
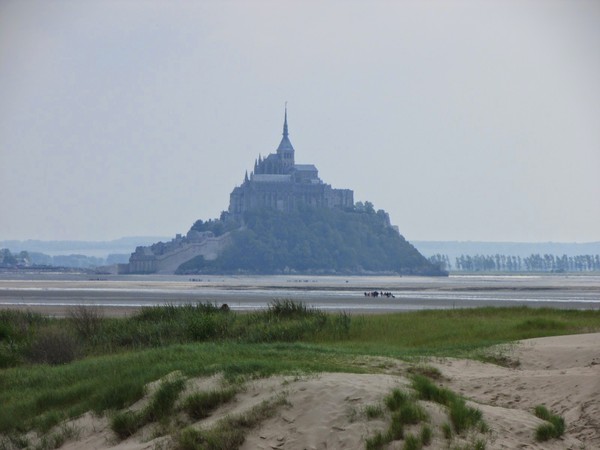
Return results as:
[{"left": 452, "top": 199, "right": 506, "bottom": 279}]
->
[{"left": 363, "top": 291, "right": 395, "bottom": 298}]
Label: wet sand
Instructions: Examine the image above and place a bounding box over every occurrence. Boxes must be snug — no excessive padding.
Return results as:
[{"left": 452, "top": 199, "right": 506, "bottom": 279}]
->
[{"left": 0, "top": 273, "right": 599, "bottom": 317}]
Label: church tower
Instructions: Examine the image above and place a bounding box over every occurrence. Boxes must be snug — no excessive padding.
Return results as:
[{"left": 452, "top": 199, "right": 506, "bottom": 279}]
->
[{"left": 276, "top": 106, "right": 295, "bottom": 169}]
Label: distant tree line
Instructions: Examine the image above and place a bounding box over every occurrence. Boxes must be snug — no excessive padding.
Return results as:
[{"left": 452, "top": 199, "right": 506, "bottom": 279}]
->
[
  {"left": 0, "top": 248, "right": 126, "bottom": 269},
  {"left": 428, "top": 253, "right": 600, "bottom": 272}
]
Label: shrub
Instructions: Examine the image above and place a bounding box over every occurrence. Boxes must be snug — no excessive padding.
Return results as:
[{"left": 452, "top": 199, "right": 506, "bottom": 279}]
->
[
  {"left": 28, "top": 327, "right": 79, "bottom": 365},
  {"left": 0, "top": 322, "right": 13, "bottom": 340},
  {"left": 267, "top": 299, "right": 321, "bottom": 319},
  {"left": 331, "top": 311, "right": 351, "bottom": 337},
  {"left": 186, "top": 314, "right": 220, "bottom": 340},
  {"left": 0, "top": 342, "right": 21, "bottom": 368},
  {"left": 68, "top": 305, "right": 103, "bottom": 339}
]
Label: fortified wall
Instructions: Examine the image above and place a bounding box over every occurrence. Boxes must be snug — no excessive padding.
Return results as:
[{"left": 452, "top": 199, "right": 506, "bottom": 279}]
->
[{"left": 123, "top": 230, "right": 231, "bottom": 274}]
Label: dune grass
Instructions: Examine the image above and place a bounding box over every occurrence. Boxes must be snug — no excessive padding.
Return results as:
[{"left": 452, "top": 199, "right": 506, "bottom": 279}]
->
[
  {"left": 365, "top": 373, "right": 488, "bottom": 450},
  {"left": 174, "top": 395, "right": 288, "bottom": 450},
  {"left": 183, "top": 387, "right": 238, "bottom": 421},
  {"left": 0, "top": 304, "right": 598, "bottom": 436},
  {"left": 111, "top": 374, "right": 187, "bottom": 439},
  {"left": 534, "top": 405, "right": 566, "bottom": 441},
  {"left": 411, "top": 375, "right": 485, "bottom": 434}
]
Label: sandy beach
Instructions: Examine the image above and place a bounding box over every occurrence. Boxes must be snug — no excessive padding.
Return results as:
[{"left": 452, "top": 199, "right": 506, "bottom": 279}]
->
[{"left": 47, "top": 332, "right": 600, "bottom": 449}]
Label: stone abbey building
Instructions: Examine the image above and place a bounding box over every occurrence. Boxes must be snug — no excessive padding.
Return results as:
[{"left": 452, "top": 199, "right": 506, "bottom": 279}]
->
[
  {"left": 228, "top": 109, "right": 354, "bottom": 219},
  {"left": 125, "top": 110, "right": 353, "bottom": 274}
]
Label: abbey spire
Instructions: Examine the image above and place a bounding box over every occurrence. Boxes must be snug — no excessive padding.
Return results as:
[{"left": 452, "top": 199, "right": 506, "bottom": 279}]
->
[
  {"left": 282, "top": 106, "right": 289, "bottom": 138},
  {"left": 276, "top": 105, "right": 295, "bottom": 156}
]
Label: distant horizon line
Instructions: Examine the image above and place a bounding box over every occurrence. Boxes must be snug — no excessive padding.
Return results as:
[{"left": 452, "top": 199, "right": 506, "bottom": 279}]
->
[{"left": 1, "top": 236, "right": 599, "bottom": 245}]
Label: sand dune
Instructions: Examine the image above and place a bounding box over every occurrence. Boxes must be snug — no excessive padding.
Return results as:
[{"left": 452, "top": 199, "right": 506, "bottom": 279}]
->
[{"left": 41, "top": 333, "right": 600, "bottom": 449}]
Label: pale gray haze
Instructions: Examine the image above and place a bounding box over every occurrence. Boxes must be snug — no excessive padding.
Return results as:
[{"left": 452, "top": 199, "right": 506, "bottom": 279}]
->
[{"left": 1, "top": 0, "right": 599, "bottom": 243}]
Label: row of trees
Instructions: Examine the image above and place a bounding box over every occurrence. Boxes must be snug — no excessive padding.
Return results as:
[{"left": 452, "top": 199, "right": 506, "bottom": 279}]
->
[
  {"left": 0, "top": 249, "right": 29, "bottom": 267},
  {"left": 0, "top": 248, "right": 123, "bottom": 269},
  {"left": 428, "top": 253, "right": 600, "bottom": 272}
]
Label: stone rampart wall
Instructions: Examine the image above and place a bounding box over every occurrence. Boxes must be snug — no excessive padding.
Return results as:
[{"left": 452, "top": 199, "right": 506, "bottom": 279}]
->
[{"left": 154, "top": 233, "right": 232, "bottom": 274}]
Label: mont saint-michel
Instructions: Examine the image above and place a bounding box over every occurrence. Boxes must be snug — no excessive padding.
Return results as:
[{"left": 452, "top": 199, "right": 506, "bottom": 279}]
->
[{"left": 125, "top": 111, "right": 443, "bottom": 276}]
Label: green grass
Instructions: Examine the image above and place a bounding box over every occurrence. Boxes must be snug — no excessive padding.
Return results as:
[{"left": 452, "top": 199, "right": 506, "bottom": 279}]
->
[
  {"left": 183, "top": 387, "right": 238, "bottom": 420},
  {"left": 411, "top": 375, "right": 455, "bottom": 405},
  {"left": 174, "top": 395, "right": 287, "bottom": 450},
  {"left": 365, "top": 431, "right": 386, "bottom": 450},
  {"left": 333, "top": 307, "right": 600, "bottom": 356},
  {"left": 403, "top": 433, "right": 421, "bottom": 450},
  {"left": 420, "top": 424, "right": 432, "bottom": 445},
  {"left": 397, "top": 402, "right": 428, "bottom": 425},
  {"left": 448, "top": 398, "right": 483, "bottom": 434},
  {"left": 385, "top": 388, "right": 410, "bottom": 411},
  {"left": 534, "top": 405, "right": 565, "bottom": 441},
  {"left": 0, "top": 304, "right": 597, "bottom": 437},
  {"left": 411, "top": 375, "right": 485, "bottom": 434},
  {"left": 0, "top": 342, "right": 357, "bottom": 434},
  {"left": 363, "top": 403, "right": 384, "bottom": 419},
  {"left": 365, "top": 386, "right": 429, "bottom": 449},
  {"left": 111, "top": 374, "right": 186, "bottom": 439}
]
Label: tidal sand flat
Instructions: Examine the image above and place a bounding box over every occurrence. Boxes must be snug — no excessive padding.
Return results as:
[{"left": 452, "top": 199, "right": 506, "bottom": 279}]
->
[{"left": 1, "top": 273, "right": 599, "bottom": 315}]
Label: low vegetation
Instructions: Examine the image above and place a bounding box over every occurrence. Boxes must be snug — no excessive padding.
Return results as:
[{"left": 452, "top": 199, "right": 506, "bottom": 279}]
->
[
  {"left": 534, "top": 404, "right": 566, "bottom": 441},
  {"left": 365, "top": 374, "right": 487, "bottom": 449},
  {"left": 411, "top": 375, "right": 485, "bottom": 434},
  {"left": 0, "top": 302, "right": 597, "bottom": 448},
  {"left": 183, "top": 386, "right": 238, "bottom": 420},
  {"left": 111, "top": 374, "right": 186, "bottom": 439},
  {"left": 174, "top": 394, "right": 288, "bottom": 450}
]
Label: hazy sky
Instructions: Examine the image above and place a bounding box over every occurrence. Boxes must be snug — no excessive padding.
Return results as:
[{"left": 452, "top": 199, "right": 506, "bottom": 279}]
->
[{"left": 1, "top": 0, "right": 599, "bottom": 243}]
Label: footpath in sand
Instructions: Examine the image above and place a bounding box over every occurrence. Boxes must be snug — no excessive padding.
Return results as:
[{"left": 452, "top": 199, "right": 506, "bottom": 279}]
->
[{"left": 55, "top": 332, "right": 599, "bottom": 450}]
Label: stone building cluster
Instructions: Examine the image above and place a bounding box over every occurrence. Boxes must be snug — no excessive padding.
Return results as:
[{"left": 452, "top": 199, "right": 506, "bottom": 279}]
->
[
  {"left": 228, "top": 109, "right": 354, "bottom": 219},
  {"left": 125, "top": 109, "right": 353, "bottom": 274}
]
